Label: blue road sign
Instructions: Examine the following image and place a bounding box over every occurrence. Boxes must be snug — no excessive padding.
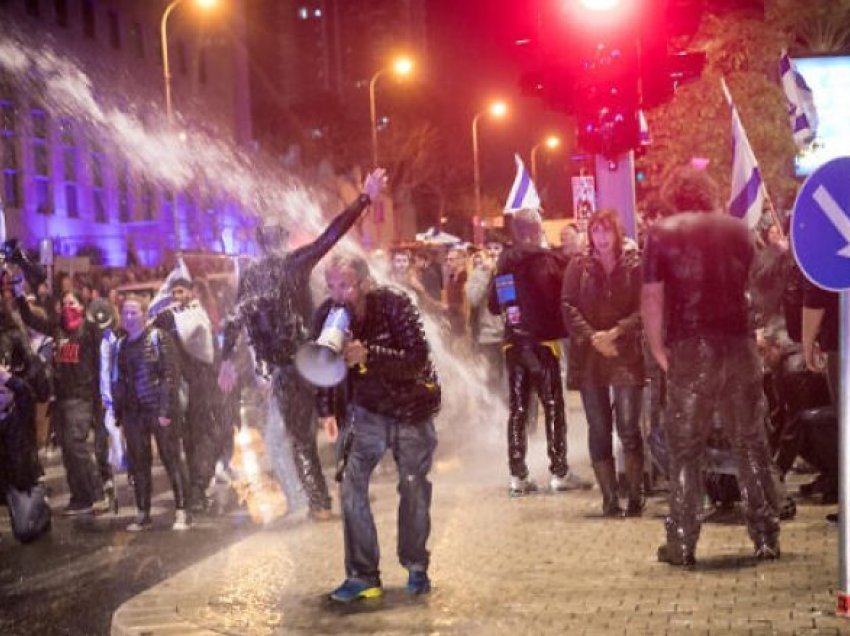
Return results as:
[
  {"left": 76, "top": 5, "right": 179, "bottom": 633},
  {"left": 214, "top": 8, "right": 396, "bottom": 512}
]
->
[{"left": 791, "top": 156, "right": 850, "bottom": 292}]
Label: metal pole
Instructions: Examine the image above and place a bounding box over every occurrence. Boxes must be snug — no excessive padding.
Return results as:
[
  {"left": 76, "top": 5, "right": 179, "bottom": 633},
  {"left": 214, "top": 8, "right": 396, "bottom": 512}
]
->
[
  {"left": 369, "top": 69, "right": 385, "bottom": 169},
  {"left": 161, "top": 0, "right": 183, "bottom": 252},
  {"left": 530, "top": 142, "right": 541, "bottom": 184},
  {"left": 838, "top": 290, "right": 850, "bottom": 616},
  {"left": 472, "top": 112, "right": 482, "bottom": 219}
]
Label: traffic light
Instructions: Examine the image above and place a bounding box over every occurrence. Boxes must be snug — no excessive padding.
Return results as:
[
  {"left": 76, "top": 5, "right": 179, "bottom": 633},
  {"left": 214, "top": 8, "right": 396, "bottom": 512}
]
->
[{"left": 519, "top": 0, "right": 707, "bottom": 156}]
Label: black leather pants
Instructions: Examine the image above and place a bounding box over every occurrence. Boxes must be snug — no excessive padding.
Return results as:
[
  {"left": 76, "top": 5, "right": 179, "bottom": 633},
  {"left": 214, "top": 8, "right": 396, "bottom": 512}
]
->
[
  {"left": 272, "top": 364, "right": 332, "bottom": 512},
  {"left": 663, "top": 337, "right": 780, "bottom": 555},
  {"left": 124, "top": 410, "right": 189, "bottom": 512},
  {"left": 505, "top": 343, "right": 568, "bottom": 479}
]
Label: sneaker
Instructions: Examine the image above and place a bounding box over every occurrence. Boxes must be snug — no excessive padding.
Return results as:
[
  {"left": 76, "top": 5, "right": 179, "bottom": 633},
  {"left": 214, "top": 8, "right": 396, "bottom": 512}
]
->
[
  {"left": 550, "top": 470, "right": 593, "bottom": 492},
  {"left": 62, "top": 503, "right": 94, "bottom": 517},
  {"left": 172, "top": 509, "right": 190, "bottom": 531},
  {"left": 126, "top": 512, "right": 152, "bottom": 532},
  {"left": 329, "top": 578, "right": 383, "bottom": 603},
  {"left": 406, "top": 569, "right": 431, "bottom": 595},
  {"left": 509, "top": 476, "right": 539, "bottom": 497}
]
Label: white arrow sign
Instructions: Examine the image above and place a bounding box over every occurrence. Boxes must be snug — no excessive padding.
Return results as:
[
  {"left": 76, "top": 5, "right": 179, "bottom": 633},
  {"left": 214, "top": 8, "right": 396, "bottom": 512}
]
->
[{"left": 813, "top": 185, "right": 850, "bottom": 258}]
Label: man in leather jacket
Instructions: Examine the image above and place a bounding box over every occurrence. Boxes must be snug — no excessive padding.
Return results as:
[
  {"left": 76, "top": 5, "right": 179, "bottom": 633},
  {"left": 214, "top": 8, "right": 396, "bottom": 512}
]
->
[
  {"left": 642, "top": 166, "right": 780, "bottom": 566},
  {"left": 314, "top": 254, "right": 440, "bottom": 603},
  {"left": 488, "top": 209, "right": 591, "bottom": 496},
  {"left": 217, "top": 169, "right": 385, "bottom": 519},
  {"left": 114, "top": 295, "right": 189, "bottom": 531}
]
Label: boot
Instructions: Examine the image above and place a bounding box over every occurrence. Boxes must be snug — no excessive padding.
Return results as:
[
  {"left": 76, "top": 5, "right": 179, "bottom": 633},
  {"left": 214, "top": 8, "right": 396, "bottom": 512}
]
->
[
  {"left": 624, "top": 452, "right": 645, "bottom": 517},
  {"left": 592, "top": 459, "right": 622, "bottom": 517}
]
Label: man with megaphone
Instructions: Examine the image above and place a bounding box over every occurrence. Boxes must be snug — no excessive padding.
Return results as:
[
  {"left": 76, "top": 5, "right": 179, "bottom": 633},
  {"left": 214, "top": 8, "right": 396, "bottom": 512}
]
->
[
  {"left": 308, "top": 254, "right": 441, "bottom": 604},
  {"left": 217, "top": 169, "right": 386, "bottom": 522}
]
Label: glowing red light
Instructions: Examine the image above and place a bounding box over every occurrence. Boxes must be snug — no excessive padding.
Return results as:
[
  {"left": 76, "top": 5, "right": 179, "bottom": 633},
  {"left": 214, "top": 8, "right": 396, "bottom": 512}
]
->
[{"left": 579, "top": 0, "right": 622, "bottom": 10}]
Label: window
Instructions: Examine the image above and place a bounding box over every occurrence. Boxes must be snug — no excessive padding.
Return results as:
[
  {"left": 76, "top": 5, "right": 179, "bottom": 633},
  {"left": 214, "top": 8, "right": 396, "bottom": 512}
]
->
[
  {"left": 35, "top": 177, "right": 51, "bottom": 214},
  {"left": 3, "top": 171, "right": 20, "bottom": 208},
  {"left": 117, "top": 168, "right": 131, "bottom": 222},
  {"left": 25, "top": 0, "right": 39, "bottom": 18},
  {"left": 140, "top": 180, "right": 154, "bottom": 221},
  {"left": 62, "top": 147, "right": 76, "bottom": 180},
  {"left": 81, "top": 0, "right": 95, "bottom": 39},
  {"left": 1, "top": 101, "right": 19, "bottom": 207},
  {"left": 54, "top": 0, "right": 68, "bottom": 27},
  {"left": 65, "top": 183, "right": 78, "bottom": 217},
  {"left": 93, "top": 188, "right": 107, "bottom": 223},
  {"left": 33, "top": 143, "right": 49, "bottom": 175},
  {"left": 130, "top": 21, "right": 144, "bottom": 59},
  {"left": 90, "top": 151, "right": 103, "bottom": 187},
  {"left": 1, "top": 101, "right": 14, "bottom": 134},
  {"left": 107, "top": 11, "right": 120, "bottom": 49},
  {"left": 31, "top": 109, "right": 48, "bottom": 139},
  {"left": 198, "top": 47, "right": 207, "bottom": 85}
]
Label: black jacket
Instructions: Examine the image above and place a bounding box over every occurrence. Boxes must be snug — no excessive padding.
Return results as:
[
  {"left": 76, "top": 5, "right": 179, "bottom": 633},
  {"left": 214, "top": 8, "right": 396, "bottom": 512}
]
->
[
  {"left": 221, "top": 194, "right": 371, "bottom": 367},
  {"left": 113, "top": 327, "right": 180, "bottom": 420},
  {"left": 314, "top": 288, "right": 441, "bottom": 423},
  {"left": 488, "top": 245, "right": 569, "bottom": 343}
]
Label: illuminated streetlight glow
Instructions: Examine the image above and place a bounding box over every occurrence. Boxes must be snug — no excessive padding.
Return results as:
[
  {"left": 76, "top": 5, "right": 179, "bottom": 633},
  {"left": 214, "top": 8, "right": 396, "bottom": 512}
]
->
[
  {"left": 370, "top": 56, "right": 416, "bottom": 166},
  {"left": 531, "top": 134, "right": 563, "bottom": 183},
  {"left": 195, "top": 0, "right": 217, "bottom": 8},
  {"left": 579, "top": 0, "right": 621, "bottom": 10},
  {"left": 472, "top": 100, "right": 510, "bottom": 217}
]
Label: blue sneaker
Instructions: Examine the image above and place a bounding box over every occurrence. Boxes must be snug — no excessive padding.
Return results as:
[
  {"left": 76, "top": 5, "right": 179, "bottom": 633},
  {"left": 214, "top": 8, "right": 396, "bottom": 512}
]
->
[
  {"left": 329, "top": 578, "right": 382, "bottom": 603},
  {"left": 406, "top": 569, "right": 431, "bottom": 595}
]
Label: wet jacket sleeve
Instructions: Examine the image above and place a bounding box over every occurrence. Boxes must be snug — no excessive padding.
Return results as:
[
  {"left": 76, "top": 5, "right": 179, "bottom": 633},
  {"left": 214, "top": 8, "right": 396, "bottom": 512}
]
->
[
  {"left": 220, "top": 272, "right": 250, "bottom": 361},
  {"left": 615, "top": 260, "right": 643, "bottom": 338},
  {"left": 466, "top": 267, "right": 490, "bottom": 308},
  {"left": 560, "top": 258, "right": 595, "bottom": 343},
  {"left": 366, "top": 293, "right": 429, "bottom": 381},
  {"left": 155, "top": 330, "right": 181, "bottom": 419},
  {"left": 289, "top": 194, "right": 371, "bottom": 274}
]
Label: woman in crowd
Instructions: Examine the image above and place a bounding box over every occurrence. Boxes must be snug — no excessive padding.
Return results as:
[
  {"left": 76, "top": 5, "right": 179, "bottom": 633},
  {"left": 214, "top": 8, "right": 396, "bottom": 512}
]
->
[{"left": 561, "top": 209, "right": 645, "bottom": 517}]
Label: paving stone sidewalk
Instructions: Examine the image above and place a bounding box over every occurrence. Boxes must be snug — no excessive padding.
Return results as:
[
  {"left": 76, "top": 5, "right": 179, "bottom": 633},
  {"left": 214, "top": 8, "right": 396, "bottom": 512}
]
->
[{"left": 112, "top": 452, "right": 845, "bottom": 636}]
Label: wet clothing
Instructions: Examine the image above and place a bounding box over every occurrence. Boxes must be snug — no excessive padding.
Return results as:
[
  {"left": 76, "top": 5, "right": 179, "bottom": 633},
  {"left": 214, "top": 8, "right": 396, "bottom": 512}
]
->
[
  {"left": 315, "top": 288, "right": 441, "bottom": 423},
  {"left": 314, "top": 286, "right": 440, "bottom": 587},
  {"left": 0, "top": 374, "right": 40, "bottom": 494},
  {"left": 114, "top": 326, "right": 188, "bottom": 513},
  {"left": 561, "top": 249, "right": 644, "bottom": 390},
  {"left": 750, "top": 243, "right": 793, "bottom": 328},
  {"left": 488, "top": 245, "right": 570, "bottom": 479},
  {"left": 220, "top": 194, "right": 371, "bottom": 513},
  {"left": 643, "top": 212, "right": 780, "bottom": 558},
  {"left": 643, "top": 212, "right": 753, "bottom": 342}
]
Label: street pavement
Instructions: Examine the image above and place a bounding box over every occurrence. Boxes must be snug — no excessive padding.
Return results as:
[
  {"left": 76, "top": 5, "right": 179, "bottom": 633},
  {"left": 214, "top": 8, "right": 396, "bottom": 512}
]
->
[{"left": 110, "top": 397, "right": 847, "bottom": 636}]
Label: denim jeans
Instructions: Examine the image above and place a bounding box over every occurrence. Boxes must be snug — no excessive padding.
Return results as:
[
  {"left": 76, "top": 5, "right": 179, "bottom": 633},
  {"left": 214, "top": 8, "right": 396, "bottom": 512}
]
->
[
  {"left": 579, "top": 385, "right": 643, "bottom": 463},
  {"left": 339, "top": 404, "right": 437, "bottom": 587},
  {"left": 55, "top": 398, "right": 103, "bottom": 507}
]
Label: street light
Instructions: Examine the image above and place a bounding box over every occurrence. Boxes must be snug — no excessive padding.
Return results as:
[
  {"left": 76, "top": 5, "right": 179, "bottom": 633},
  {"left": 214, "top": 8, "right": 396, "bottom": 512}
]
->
[
  {"left": 161, "top": 0, "right": 218, "bottom": 120},
  {"left": 369, "top": 56, "right": 414, "bottom": 167},
  {"left": 160, "top": 0, "right": 217, "bottom": 252},
  {"left": 530, "top": 135, "right": 561, "bottom": 183},
  {"left": 472, "top": 100, "right": 508, "bottom": 218}
]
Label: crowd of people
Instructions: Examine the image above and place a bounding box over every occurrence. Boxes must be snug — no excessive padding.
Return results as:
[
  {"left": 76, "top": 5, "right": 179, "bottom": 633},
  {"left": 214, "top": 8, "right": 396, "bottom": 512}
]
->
[{"left": 0, "top": 163, "right": 841, "bottom": 601}]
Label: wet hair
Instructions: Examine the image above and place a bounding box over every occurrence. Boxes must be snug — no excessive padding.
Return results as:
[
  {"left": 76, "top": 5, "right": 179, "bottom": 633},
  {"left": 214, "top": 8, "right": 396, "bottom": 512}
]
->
[
  {"left": 512, "top": 208, "right": 543, "bottom": 244},
  {"left": 587, "top": 208, "right": 625, "bottom": 255},
  {"left": 256, "top": 224, "right": 288, "bottom": 252},
  {"left": 660, "top": 166, "right": 720, "bottom": 214},
  {"left": 326, "top": 254, "right": 372, "bottom": 285}
]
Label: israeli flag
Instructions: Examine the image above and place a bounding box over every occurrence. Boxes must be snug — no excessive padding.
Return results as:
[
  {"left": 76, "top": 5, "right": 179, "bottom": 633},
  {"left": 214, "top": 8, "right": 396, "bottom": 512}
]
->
[
  {"left": 504, "top": 153, "right": 541, "bottom": 214},
  {"left": 149, "top": 257, "right": 191, "bottom": 317},
  {"left": 721, "top": 78, "right": 764, "bottom": 229},
  {"left": 779, "top": 50, "right": 818, "bottom": 149}
]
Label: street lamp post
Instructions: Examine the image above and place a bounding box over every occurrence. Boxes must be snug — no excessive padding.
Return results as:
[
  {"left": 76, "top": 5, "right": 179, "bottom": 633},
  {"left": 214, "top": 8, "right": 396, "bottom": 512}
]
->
[
  {"left": 471, "top": 101, "right": 508, "bottom": 218},
  {"left": 368, "top": 56, "right": 413, "bottom": 168},
  {"left": 160, "top": 0, "right": 216, "bottom": 251},
  {"left": 530, "top": 135, "right": 561, "bottom": 184}
]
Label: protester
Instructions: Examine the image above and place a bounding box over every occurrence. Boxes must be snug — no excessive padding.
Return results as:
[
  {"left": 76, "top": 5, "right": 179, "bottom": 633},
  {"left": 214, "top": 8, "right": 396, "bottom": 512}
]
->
[
  {"left": 217, "top": 168, "right": 386, "bottom": 521},
  {"left": 315, "top": 254, "right": 440, "bottom": 602},
  {"left": 641, "top": 166, "right": 780, "bottom": 566}
]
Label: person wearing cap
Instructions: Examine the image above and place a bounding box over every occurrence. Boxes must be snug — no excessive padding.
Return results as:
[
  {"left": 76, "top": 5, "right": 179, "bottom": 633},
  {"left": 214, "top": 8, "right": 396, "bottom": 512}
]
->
[{"left": 217, "top": 168, "right": 386, "bottom": 521}]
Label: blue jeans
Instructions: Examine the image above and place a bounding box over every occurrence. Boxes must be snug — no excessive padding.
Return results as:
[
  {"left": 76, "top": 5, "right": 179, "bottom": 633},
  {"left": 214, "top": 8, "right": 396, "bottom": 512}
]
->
[
  {"left": 579, "top": 385, "right": 643, "bottom": 463},
  {"left": 339, "top": 405, "right": 437, "bottom": 587}
]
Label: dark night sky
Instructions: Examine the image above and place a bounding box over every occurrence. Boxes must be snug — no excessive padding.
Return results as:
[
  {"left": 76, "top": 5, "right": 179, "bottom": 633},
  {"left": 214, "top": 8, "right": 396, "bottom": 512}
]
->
[{"left": 425, "top": 0, "right": 577, "bottom": 215}]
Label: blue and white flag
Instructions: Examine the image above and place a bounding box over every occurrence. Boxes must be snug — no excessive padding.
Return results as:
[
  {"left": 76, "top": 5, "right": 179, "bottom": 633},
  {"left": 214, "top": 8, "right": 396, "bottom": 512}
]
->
[
  {"left": 148, "top": 257, "right": 191, "bottom": 317},
  {"left": 504, "top": 153, "right": 541, "bottom": 214},
  {"left": 779, "top": 50, "right": 818, "bottom": 149},
  {"left": 721, "top": 78, "right": 764, "bottom": 229}
]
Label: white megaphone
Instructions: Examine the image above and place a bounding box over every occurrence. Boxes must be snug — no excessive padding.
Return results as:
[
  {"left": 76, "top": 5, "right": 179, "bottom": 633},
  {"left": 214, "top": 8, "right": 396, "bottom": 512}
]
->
[{"left": 295, "top": 306, "right": 350, "bottom": 387}]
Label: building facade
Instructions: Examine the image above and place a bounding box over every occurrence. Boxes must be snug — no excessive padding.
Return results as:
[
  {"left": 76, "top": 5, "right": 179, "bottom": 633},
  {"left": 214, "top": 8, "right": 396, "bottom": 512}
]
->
[{"left": 0, "top": 0, "right": 253, "bottom": 266}]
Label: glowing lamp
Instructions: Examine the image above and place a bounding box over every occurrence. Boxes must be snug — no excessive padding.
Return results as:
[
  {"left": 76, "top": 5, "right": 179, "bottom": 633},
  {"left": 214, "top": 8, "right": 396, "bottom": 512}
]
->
[
  {"left": 393, "top": 57, "right": 414, "bottom": 77},
  {"left": 490, "top": 101, "right": 508, "bottom": 117}
]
